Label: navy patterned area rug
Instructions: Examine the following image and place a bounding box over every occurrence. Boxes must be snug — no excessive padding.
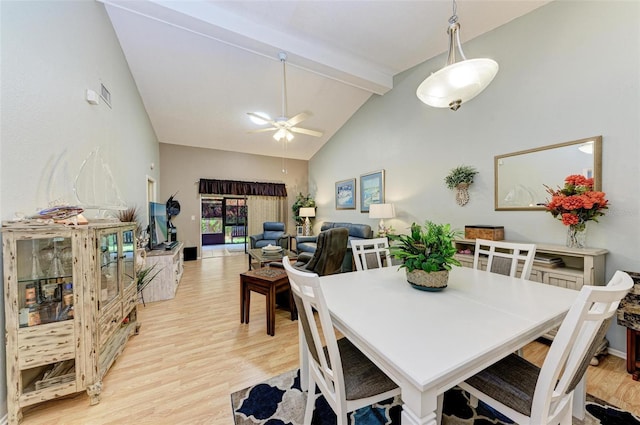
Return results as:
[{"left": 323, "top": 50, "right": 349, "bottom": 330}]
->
[{"left": 231, "top": 369, "right": 640, "bottom": 425}]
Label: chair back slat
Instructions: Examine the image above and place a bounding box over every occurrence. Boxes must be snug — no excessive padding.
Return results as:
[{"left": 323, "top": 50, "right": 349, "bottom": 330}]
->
[
  {"left": 283, "top": 257, "right": 346, "bottom": 408},
  {"left": 351, "top": 238, "right": 391, "bottom": 271},
  {"left": 473, "top": 239, "right": 536, "bottom": 280},
  {"left": 530, "top": 270, "right": 633, "bottom": 423}
]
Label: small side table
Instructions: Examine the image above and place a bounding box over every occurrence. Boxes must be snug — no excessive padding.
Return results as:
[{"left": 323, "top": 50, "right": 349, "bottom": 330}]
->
[
  {"left": 617, "top": 271, "right": 640, "bottom": 380},
  {"left": 288, "top": 235, "right": 297, "bottom": 253},
  {"left": 240, "top": 267, "right": 297, "bottom": 336},
  {"left": 626, "top": 329, "right": 640, "bottom": 380}
]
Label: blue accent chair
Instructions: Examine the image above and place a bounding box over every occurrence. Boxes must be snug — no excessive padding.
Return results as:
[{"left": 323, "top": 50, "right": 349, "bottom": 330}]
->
[{"left": 249, "top": 222, "right": 289, "bottom": 249}]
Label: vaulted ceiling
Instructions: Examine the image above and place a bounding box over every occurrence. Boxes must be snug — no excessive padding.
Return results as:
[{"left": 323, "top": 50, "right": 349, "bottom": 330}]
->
[{"left": 101, "top": 0, "right": 549, "bottom": 160}]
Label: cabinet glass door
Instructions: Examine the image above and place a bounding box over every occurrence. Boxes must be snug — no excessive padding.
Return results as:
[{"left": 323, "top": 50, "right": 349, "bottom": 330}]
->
[
  {"left": 99, "top": 231, "right": 120, "bottom": 309},
  {"left": 16, "top": 236, "right": 75, "bottom": 327},
  {"left": 122, "top": 228, "right": 136, "bottom": 292}
]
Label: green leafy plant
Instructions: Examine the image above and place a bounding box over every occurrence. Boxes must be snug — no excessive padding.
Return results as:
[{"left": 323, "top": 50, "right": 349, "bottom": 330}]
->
[
  {"left": 292, "top": 193, "right": 316, "bottom": 225},
  {"left": 137, "top": 264, "right": 163, "bottom": 306},
  {"left": 444, "top": 165, "right": 478, "bottom": 189},
  {"left": 389, "top": 221, "right": 462, "bottom": 273}
]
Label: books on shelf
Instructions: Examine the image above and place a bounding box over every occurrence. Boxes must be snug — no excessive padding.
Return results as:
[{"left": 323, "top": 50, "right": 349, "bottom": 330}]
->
[{"left": 533, "top": 255, "right": 565, "bottom": 268}]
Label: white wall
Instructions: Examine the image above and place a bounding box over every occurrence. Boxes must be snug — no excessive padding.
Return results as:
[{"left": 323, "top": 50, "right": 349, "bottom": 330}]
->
[
  {"left": 310, "top": 1, "right": 640, "bottom": 354},
  {"left": 1, "top": 1, "right": 159, "bottom": 217},
  {"left": 0, "top": 0, "right": 160, "bottom": 417}
]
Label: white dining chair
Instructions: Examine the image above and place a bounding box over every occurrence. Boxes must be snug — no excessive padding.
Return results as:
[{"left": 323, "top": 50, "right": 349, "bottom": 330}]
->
[
  {"left": 458, "top": 270, "right": 633, "bottom": 425},
  {"left": 350, "top": 238, "right": 391, "bottom": 271},
  {"left": 473, "top": 239, "right": 536, "bottom": 280},
  {"left": 282, "top": 257, "right": 400, "bottom": 425}
]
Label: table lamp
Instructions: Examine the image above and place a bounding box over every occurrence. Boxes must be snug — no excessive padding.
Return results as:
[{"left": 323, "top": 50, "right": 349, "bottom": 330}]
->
[
  {"left": 369, "top": 203, "right": 395, "bottom": 235},
  {"left": 299, "top": 207, "right": 316, "bottom": 236}
]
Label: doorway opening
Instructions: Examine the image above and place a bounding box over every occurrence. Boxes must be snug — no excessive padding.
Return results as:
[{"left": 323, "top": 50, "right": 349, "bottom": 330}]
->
[{"left": 201, "top": 196, "right": 247, "bottom": 249}]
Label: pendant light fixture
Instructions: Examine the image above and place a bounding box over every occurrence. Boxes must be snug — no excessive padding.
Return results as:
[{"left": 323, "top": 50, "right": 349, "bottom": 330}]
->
[{"left": 416, "top": 0, "right": 498, "bottom": 111}]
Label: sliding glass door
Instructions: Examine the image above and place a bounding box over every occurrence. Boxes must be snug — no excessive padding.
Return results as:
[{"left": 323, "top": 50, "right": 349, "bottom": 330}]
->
[{"left": 201, "top": 196, "right": 247, "bottom": 246}]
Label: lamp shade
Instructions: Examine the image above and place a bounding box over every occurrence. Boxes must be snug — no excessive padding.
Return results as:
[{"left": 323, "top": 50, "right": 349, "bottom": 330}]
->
[
  {"left": 416, "top": 58, "right": 498, "bottom": 110},
  {"left": 369, "top": 203, "right": 395, "bottom": 219},
  {"left": 299, "top": 207, "right": 315, "bottom": 218}
]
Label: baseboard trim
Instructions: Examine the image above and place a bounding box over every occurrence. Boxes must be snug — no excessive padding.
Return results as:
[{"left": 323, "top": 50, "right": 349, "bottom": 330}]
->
[{"left": 608, "top": 347, "right": 626, "bottom": 360}]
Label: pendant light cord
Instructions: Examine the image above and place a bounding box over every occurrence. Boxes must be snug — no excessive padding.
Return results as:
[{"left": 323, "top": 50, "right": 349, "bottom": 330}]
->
[
  {"left": 280, "top": 53, "right": 288, "bottom": 118},
  {"left": 449, "top": 0, "right": 458, "bottom": 25}
]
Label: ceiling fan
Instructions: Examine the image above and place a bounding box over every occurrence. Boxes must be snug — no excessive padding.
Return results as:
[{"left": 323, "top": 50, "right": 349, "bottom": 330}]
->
[{"left": 247, "top": 52, "right": 323, "bottom": 142}]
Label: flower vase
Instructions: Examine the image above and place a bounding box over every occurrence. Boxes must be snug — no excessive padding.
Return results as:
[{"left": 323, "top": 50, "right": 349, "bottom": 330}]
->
[{"left": 566, "top": 223, "right": 587, "bottom": 248}]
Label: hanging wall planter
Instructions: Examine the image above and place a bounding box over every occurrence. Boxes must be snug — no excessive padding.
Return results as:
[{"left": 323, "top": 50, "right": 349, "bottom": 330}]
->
[{"left": 445, "top": 165, "right": 478, "bottom": 206}]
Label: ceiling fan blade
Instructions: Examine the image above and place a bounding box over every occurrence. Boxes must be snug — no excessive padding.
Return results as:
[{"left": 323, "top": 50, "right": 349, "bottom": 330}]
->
[
  {"left": 286, "top": 112, "right": 309, "bottom": 127},
  {"left": 247, "top": 112, "right": 277, "bottom": 126},
  {"left": 290, "top": 127, "right": 324, "bottom": 137},
  {"left": 247, "top": 127, "right": 277, "bottom": 134}
]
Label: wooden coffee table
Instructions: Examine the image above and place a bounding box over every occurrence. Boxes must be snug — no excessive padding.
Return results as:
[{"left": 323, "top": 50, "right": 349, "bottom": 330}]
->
[
  {"left": 247, "top": 248, "right": 297, "bottom": 270},
  {"left": 240, "top": 266, "right": 297, "bottom": 336}
]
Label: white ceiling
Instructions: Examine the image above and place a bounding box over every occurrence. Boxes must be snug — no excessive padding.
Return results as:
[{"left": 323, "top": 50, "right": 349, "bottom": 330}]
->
[{"left": 101, "top": 0, "right": 549, "bottom": 160}]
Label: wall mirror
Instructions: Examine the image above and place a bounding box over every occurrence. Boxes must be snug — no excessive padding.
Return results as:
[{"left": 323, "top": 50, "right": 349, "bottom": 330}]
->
[{"left": 494, "top": 136, "right": 602, "bottom": 211}]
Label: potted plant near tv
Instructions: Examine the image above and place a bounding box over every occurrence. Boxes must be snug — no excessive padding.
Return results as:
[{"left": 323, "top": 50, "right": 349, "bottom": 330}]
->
[{"left": 389, "top": 221, "right": 461, "bottom": 291}]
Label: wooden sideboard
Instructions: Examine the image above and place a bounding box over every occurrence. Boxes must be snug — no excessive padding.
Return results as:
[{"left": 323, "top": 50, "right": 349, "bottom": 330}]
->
[
  {"left": 140, "top": 242, "right": 184, "bottom": 303},
  {"left": 454, "top": 238, "right": 608, "bottom": 289}
]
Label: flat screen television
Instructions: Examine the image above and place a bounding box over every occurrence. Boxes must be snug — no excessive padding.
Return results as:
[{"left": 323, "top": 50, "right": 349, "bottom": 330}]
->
[{"left": 149, "top": 201, "right": 168, "bottom": 249}]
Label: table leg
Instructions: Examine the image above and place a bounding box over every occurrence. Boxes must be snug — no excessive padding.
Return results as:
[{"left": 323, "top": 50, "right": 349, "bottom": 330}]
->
[
  {"left": 289, "top": 288, "right": 297, "bottom": 321},
  {"left": 627, "top": 328, "right": 638, "bottom": 374},
  {"left": 267, "top": 284, "right": 276, "bottom": 336},
  {"left": 400, "top": 387, "right": 439, "bottom": 425},
  {"left": 244, "top": 285, "right": 251, "bottom": 324},
  {"left": 240, "top": 278, "right": 245, "bottom": 323}
]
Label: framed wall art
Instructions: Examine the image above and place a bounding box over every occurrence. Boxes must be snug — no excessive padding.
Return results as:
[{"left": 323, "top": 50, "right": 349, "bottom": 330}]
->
[
  {"left": 360, "top": 170, "right": 385, "bottom": 213},
  {"left": 335, "top": 178, "right": 356, "bottom": 210}
]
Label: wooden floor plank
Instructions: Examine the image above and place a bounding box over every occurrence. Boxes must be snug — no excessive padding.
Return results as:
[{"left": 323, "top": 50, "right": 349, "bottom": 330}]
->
[{"left": 19, "top": 255, "right": 639, "bottom": 423}]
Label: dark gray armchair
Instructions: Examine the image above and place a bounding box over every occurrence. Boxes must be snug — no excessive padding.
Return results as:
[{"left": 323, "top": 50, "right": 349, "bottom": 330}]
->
[
  {"left": 293, "top": 227, "right": 349, "bottom": 276},
  {"left": 249, "top": 222, "right": 289, "bottom": 249}
]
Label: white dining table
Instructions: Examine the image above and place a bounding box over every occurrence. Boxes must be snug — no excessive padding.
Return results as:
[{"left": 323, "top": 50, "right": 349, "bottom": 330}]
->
[{"left": 303, "top": 266, "right": 581, "bottom": 425}]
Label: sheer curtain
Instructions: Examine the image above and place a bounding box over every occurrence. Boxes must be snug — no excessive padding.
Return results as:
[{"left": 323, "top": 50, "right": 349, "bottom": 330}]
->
[{"left": 246, "top": 196, "right": 288, "bottom": 237}]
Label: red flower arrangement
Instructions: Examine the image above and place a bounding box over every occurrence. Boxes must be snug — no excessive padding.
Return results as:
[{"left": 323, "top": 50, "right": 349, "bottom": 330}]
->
[{"left": 544, "top": 174, "right": 608, "bottom": 228}]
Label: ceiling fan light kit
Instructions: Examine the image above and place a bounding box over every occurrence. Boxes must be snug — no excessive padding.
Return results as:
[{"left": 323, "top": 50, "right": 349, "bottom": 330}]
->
[
  {"left": 247, "top": 52, "right": 324, "bottom": 142},
  {"left": 416, "top": 0, "right": 499, "bottom": 111}
]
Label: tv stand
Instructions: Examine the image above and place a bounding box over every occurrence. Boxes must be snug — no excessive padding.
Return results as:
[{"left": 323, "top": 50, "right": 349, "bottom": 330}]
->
[{"left": 141, "top": 242, "right": 184, "bottom": 303}]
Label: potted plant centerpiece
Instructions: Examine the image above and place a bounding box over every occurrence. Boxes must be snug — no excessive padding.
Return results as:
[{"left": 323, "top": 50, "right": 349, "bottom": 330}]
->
[
  {"left": 445, "top": 165, "right": 478, "bottom": 206},
  {"left": 389, "top": 221, "right": 462, "bottom": 291}
]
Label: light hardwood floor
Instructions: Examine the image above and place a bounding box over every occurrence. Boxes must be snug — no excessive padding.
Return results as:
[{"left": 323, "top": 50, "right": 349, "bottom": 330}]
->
[{"left": 21, "top": 255, "right": 640, "bottom": 424}]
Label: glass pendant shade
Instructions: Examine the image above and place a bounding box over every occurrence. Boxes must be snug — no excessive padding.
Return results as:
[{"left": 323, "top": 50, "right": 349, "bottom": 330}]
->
[
  {"left": 416, "top": 58, "right": 498, "bottom": 110},
  {"left": 416, "top": 6, "right": 498, "bottom": 111}
]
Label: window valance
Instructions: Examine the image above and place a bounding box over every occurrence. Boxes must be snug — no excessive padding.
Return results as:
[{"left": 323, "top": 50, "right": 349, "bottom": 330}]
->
[{"left": 198, "top": 179, "right": 287, "bottom": 197}]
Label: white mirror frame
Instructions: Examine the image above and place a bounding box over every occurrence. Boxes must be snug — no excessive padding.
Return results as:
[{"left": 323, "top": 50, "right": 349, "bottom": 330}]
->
[{"left": 494, "top": 136, "right": 602, "bottom": 211}]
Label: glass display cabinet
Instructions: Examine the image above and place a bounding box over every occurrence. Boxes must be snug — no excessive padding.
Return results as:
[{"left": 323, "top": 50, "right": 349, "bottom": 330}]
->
[
  {"left": 2, "top": 221, "right": 138, "bottom": 424},
  {"left": 93, "top": 225, "right": 137, "bottom": 382}
]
